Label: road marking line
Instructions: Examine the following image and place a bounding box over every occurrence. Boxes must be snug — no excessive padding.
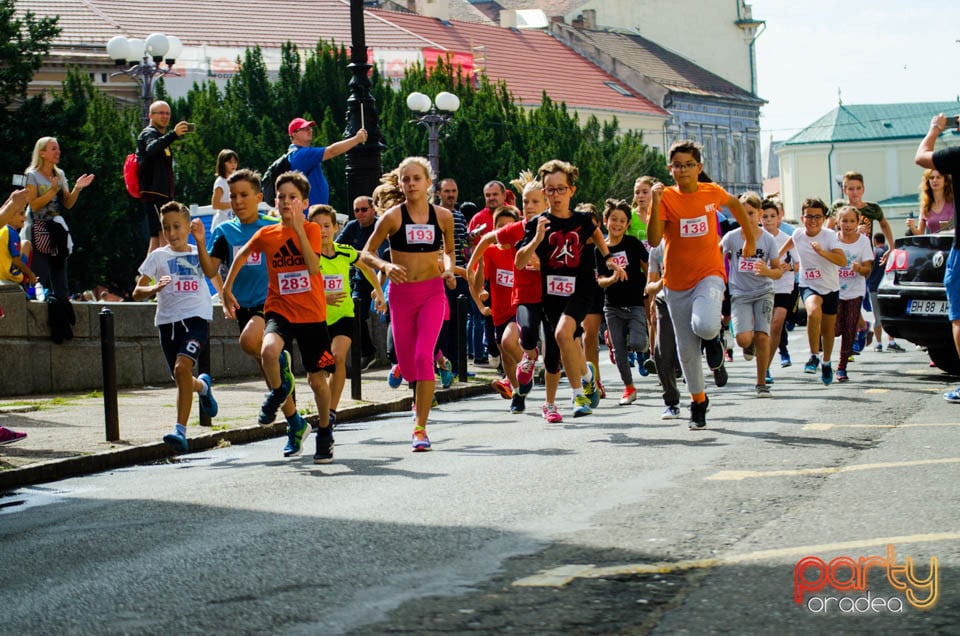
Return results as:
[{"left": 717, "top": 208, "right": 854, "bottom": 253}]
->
[
  {"left": 864, "top": 388, "right": 890, "bottom": 394},
  {"left": 512, "top": 531, "right": 960, "bottom": 588},
  {"left": 803, "top": 422, "right": 960, "bottom": 431},
  {"left": 707, "top": 457, "right": 960, "bottom": 481}
]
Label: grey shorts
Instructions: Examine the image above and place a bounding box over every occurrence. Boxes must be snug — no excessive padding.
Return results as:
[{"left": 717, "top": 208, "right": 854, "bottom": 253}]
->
[{"left": 731, "top": 294, "right": 774, "bottom": 336}]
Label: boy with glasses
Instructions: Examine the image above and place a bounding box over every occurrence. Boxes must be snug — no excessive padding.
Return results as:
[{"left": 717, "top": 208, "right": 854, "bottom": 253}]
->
[{"left": 777, "top": 198, "right": 847, "bottom": 385}]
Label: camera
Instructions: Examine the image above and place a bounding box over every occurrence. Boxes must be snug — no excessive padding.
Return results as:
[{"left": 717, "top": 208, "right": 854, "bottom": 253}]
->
[
  {"left": 184, "top": 123, "right": 196, "bottom": 132},
  {"left": 945, "top": 116, "right": 959, "bottom": 129},
  {"left": 11, "top": 174, "right": 25, "bottom": 187}
]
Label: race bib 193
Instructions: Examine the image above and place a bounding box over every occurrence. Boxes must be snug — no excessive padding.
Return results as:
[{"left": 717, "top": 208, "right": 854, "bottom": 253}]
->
[
  {"left": 278, "top": 270, "right": 311, "bottom": 295},
  {"left": 405, "top": 224, "right": 435, "bottom": 245}
]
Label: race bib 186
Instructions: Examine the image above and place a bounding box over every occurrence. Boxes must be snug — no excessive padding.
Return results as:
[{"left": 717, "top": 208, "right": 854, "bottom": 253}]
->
[{"left": 173, "top": 275, "right": 200, "bottom": 294}]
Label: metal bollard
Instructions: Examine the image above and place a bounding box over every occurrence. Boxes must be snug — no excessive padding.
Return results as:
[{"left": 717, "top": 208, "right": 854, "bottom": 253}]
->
[
  {"left": 99, "top": 308, "right": 119, "bottom": 442},
  {"left": 350, "top": 309, "right": 362, "bottom": 400},
  {"left": 198, "top": 342, "right": 211, "bottom": 427},
  {"left": 457, "top": 294, "right": 468, "bottom": 382}
]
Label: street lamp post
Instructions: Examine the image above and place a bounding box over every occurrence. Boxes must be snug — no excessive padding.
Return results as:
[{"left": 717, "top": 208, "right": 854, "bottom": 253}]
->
[
  {"left": 345, "top": 0, "right": 383, "bottom": 221},
  {"left": 406, "top": 91, "right": 461, "bottom": 192},
  {"left": 106, "top": 33, "right": 183, "bottom": 126}
]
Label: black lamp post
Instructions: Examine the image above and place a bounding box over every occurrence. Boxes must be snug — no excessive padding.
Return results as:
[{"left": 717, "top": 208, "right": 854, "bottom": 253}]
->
[{"left": 106, "top": 34, "right": 183, "bottom": 126}]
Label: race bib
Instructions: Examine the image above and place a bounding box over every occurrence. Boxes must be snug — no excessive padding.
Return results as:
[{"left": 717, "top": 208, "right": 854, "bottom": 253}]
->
[
  {"left": 233, "top": 246, "right": 262, "bottom": 267},
  {"left": 495, "top": 268, "right": 514, "bottom": 288},
  {"left": 546, "top": 275, "right": 576, "bottom": 297},
  {"left": 323, "top": 274, "right": 344, "bottom": 292},
  {"left": 278, "top": 270, "right": 311, "bottom": 295},
  {"left": 405, "top": 224, "right": 435, "bottom": 245},
  {"left": 838, "top": 267, "right": 856, "bottom": 279},
  {"left": 738, "top": 257, "right": 760, "bottom": 273},
  {"left": 679, "top": 215, "right": 709, "bottom": 238},
  {"left": 802, "top": 268, "right": 823, "bottom": 282},
  {"left": 610, "top": 252, "right": 628, "bottom": 269},
  {"left": 172, "top": 275, "right": 201, "bottom": 294}
]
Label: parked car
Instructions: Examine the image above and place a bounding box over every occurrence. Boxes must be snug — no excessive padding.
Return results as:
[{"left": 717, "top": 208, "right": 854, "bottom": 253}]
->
[{"left": 876, "top": 232, "right": 959, "bottom": 374}]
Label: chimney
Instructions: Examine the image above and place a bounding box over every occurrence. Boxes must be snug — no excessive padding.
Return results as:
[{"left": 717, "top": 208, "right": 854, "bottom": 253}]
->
[
  {"left": 583, "top": 9, "right": 596, "bottom": 30},
  {"left": 407, "top": 0, "right": 416, "bottom": 12},
  {"left": 500, "top": 9, "right": 517, "bottom": 29},
  {"left": 572, "top": 14, "right": 584, "bottom": 29},
  {"left": 418, "top": 0, "right": 450, "bottom": 21}
]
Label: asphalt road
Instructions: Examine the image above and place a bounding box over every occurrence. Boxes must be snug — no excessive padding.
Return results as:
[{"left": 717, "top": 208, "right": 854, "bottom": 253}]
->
[{"left": 2, "top": 340, "right": 958, "bottom": 635}]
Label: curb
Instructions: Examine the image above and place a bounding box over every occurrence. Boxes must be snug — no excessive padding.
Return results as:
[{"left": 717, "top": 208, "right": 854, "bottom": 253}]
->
[{"left": 0, "top": 381, "right": 494, "bottom": 491}]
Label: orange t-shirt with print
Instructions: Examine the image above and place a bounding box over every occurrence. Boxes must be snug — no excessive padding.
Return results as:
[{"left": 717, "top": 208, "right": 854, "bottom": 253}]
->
[
  {"left": 248, "top": 222, "right": 327, "bottom": 323},
  {"left": 660, "top": 182, "right": 729, "bottom": 291}
]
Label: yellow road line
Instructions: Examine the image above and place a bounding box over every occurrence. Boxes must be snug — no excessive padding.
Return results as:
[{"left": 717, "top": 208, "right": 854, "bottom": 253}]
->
[
  {"left": 512, "top": 531, "right": 960, "bottom": 588},
  {"left": 707, "top": 457, "right": 960, "bottom": 481},
  {"left": 864, "top": 388, "right": 890, "bottom": 394},
  {"left": 803, "top": 422, "right": 960, "bottom": 431}
]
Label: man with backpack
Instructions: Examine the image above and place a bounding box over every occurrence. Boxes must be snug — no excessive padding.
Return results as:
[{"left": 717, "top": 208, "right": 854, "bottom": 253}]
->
[
  {"left": 137, "top": 100, "right": 192, "bottom": 254},
  {"left": 283, "top": 118, "right": 367, "bottom": 207}
]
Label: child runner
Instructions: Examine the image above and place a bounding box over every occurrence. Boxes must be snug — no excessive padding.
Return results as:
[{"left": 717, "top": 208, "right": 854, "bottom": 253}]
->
[
  {"left": 221, "top": 171, "right": 335, "bottom": 463},
  {"left": 778, "top": 197, "right": 846, "bottom": 385},
  {"left": 720, "top": 195, "right": 782, "bottom": 397},
  {"left": 309, "top": 204, "right": 385, "bottom": 423},
  {"left": 648, "top": 140, "right": 756, "bottom": 429},
  {"left": 515, "top": 160, "right": 623, "bottom": 418},
  {"left": 576, "top": 201, "right": 608, "bottom": 400},
  {"left": 834, "top": 205, "right": 874, "bottom": 382},
  {"left": 134, "top": 201, "right": 218, "bottom": 452},
  {"left": 645, "top": 238, "right": 683, "bottom": 418},
  {"left": 760, "top": 198, "right": 798, "bottom": 380},
  {"left": 596, "top": 198, "right": 649, "bottom": 405},
  {"left": 361, "top": 157, "right": 455, "bottom": 451},
  {"left": 630, "top": 176, "right": 660, "bottom": 374}
]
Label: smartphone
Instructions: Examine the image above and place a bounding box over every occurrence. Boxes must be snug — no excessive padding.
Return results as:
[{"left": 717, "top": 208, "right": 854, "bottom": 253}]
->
[
  {"left": 184, "top": 123, "right": 196, "bottom": 132},
  {"left": 945, "top": 116, "right": 959, "bottom": 129}
]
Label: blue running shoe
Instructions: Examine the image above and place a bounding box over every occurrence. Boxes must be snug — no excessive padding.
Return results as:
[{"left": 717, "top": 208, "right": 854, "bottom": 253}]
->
[
  {"left": 437, "top": 357, "right": 455, "bottom": 389},
  {"left": 283, "top": 414, "right": 310, "bottom": 457},
  {"left": 573, "top": 394, "right": 592, "bottom": 417},
  {"left": 162, "top": 430, "right": 188, "bottom": 454},
  {"left": 582, "top": 361, "right": 600, "bottom": 408},
  {"left": 627, "top": 351, "right": 638, "bottom": 369},
  {"left": 637, "top": 353, "right": 649, "bottom": 377},
  {"left": 198, "top": 373, "right": 218, "bottom": 418},
  {"left": 803, "top": 355, "right": 819, "bottom": 374},
  {"left": 821, "top": 362, "right": 833, "bottom": 386},
  {"left": 387, "top": 364, "right": 404, "bottom": 389},
  {"left": 943, "top": 387, "right": 960, "bottom": 403},
  {"left": 279, "top": 350, "right": 294, "bottom": 397},
  {"left": 765, "top": 368, "right": 773, "bottom": 385}
]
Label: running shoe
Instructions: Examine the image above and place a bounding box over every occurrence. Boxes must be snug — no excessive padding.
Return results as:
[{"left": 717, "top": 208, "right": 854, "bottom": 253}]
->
[
  {"left": 162, "top": 429, "right": 188, "bottom": 454},
  {"left": 943, "top": 388, "right": 960, "bottom": 403},
  {"left": 573, "top": 394, "right": 593, "bottom": 417},
  {"left": 712, "top": 362, "right": 728, "bottom": 388},
  {"left": 279, "top": 350, "right": 294, "bottom": 398},
  {"left": 756, "top": 384, "right": 771, "bottom": 398},
  {"left": 387, "top": 364, "right": 404, "bottom": 389},
  {"left": 836, "top": 369, "right": 849, "bottom": 382},
  {"left": 642, "top": 356, "right": 657, "bottom": 375},
  {"left": 742, "top": 343, "right": 756, "bottom": 362},
  {"left": 582, "top": 361, "right": 600, "bottom": 408},
  {"left": 510, "top": 393, "right": 526, "bottom": 414},
  {"left": 852, "top": 330, "right": 866, "bottom": 353},
  {"left": 258, "top": 354, "right": 295, "bottom": 424},
  {"left": 873, "top": 343, "right": 883, "bottom": 353},
  {"left": 437, "top": 357, "right": 455, "bottom": 389},
  {"left": 765, "top": 368, "right": 774, "bottom": 385},
  {"left": 542, "top": 402, "right": 563, "bottom": 424},
  {"left": 597, "top": 379, "right": 606, "bottom": 400},
  {"left": 516, "top": 354, "right": 536, "bottom": 396},
  {"left": 803, "top": 355, "right": 820, "bottom": 374},
  {"left": 314, "top": 425, "right": 334, "bottom": 464},
  {"left": 328, "top": 410, "right": 337, "bottom": 430},
  {"left": 821, "top": 362, "right": 833, "bottom": 386},
  {"left": 283, "top": 413, "right": 310, "bottom": 457},
  {"left": 780, "top": 353, "right": 792, "bottom": 368},
  {"left": 725, "top": 348, "right": 734, "bottom": 362},
  {"left": 661, "top": 405, "right": 681, "bottom": 420},
  {"left": 619, "top": 386, "right": 637, "bottom": 405},
  {"left": 604, "top": 330, "right": 615, "bottom": 365},
  {"left": 411, "top": 428, "right": 431, "bottom": 452},
  {"left": 636, "top": 353, "right": 649, "bottom": 377},
  {"left": 886, "top": 342, "right": 906, "bottom": 353},
  {"left": 0, "top": 426, "right": 27, "bottom": 445},
  {"left": 627, "top": 351, "right": 638, "bottom": 369},
  {"left": 492, "top": 376, "right": 513, "bottom": 399},
  {"left": 689, "top": 396, "right": 709, "bottom": 430},
  {"left": 198, "top": 373, "right": 218, "bottom": 418},
  {"left": 703, "top": 336, "right": 725, "bottom": 370}
]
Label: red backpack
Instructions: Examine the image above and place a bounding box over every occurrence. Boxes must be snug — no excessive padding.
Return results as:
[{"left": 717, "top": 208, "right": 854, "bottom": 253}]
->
[{"left": 123, "top": 153, "right": 140, "bottom": 198}]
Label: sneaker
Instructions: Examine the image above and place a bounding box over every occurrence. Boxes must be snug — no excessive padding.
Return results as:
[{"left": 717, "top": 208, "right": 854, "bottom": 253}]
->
[
  {"left": 943, "top": 388, "right": 960, "bottom": 403},
  {"left": 313, "top": 425, "right": 334, "bottom": 464},
  {"left": 704, "top": 336, "right": 725, "bottom": 370},
  {"left": 661, "top": 405, "right": 681, "bottom": 420},
  {"left": 725, "top": 348, "right": 734, "bottom": 362},
  {"left": 597, "top": 379, "right": 606, "bottom": 400},
  {"left": 279, "top": 350, "right": 294, "bottom": 397},
  {"left": 283, "top": 414, "right": 311, "bottom": 457},
  {"left": 573, "top": 394, "right": 593, "bottom": 417},
  {"left": 474, "top": 358, "right": 490, "bottom": 367},
  {"left": 387, "top": 364, "right": 404, "bottom": 389},
  {"left": 516, "top": 354, "right": 536, "bottom": 396},
  {"left": 886, "top": 342, "right": 906, "bottom": 353},
  {"left": 582, "top": 361, "right": 600, "bottom": 408},
  {"left": 510, "top": 393, "right": 526, "bottom": 414},
  {"left": 162, "top": 429, "right": 188, "bottom": 454},
  {"left": 258, "top": 354, "right": 295, "bottom": 425},
  {"left": 411, "top": 428, "right": 431, "bottom": 452},
  {"left": 604, "top": 329, "right": 615, "bottom": 365},
  {"left": 637, "top": 353, "right": 649, "bottom": 377},
  {"left": 437, "top": 357, "right": 455, "bottom": 389},
  {"left": 361, "top": 354, "right": 377, "bottom": 371},
  {"left": 765, "top": 368, "right": 773, "bottom": 385},
  {"left": 643, "top": 356, "right": 657, "bottom": 375},
  {"left": 542, "top": 402, "right": 563, "bottom": 424},
  {"left": 492, "top": 376, "right": 513, "bottom": 399},
  {"left": 780, "top": 353, "right": 792, "bottom": 368},
  {"left": 198, "top": 373, "right": 218, "bottom": 418},
  {"left": 874, "top": 343, "right": 883, "bottom": 353},
  {"left": 837, "top": 369, "right": 849, "bottom": 382},
  {"left": 853, "top": 330, "right": 866, "bottom": 353},
  {"left": 619, "top": 386, "right": 637, "bottom": 405},
  {"left": 712, "top": 362, "right": 728, "bottom": 388},
  {"left": 803, "top": 355, "right": 820, "bottom": 374},
  {"left": 0, "top": 426, "right": 27, "bottom": 445},
  {"left": 329, "top": 410, "right": 337, "bottom": 430},
  {"left": 627, "top": 351, "right": 638, "bottom": 369},
  {"left": 689, "top": 396, "right": 709, "bottom": 429},
  {"left": 743, "top": 343, "right": 756, "bottom": 362},
  {"left": 821, "top": 362, "right": 833, "bottom": 386},
  {"left": 756, "top": 384, "right": 771, "bottom": 398}
]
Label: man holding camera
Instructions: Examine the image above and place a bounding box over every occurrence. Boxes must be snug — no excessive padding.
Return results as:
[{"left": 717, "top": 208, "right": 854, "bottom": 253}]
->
[{"left": 137, "top": 100, "right": 192, "bottom": 254}]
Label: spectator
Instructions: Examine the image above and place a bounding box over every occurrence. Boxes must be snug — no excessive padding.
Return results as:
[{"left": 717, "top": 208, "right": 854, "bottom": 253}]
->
[
  {"left": 436, "top": 178, "right": 470, "bottom": 367},
  {"left": 907, "top": 169, "right": 954, "bottom": 235},
  {"left": 137, "top": 100, "right": 191, "bottom": 254},
  {"left": 0, "top": 194, "right": 36, "bottom": 286},
  {"left": 336, "top": 195, "right": 380, "bottom": 368},
  {"left": 210, "top": 149, "right": 239, "bottom": 231},
  {"left": 23, "top": 137, "right": 95, "bottom": 300},
  {"left": 286, "top": 117, "right": 367, "bottom": 206}
]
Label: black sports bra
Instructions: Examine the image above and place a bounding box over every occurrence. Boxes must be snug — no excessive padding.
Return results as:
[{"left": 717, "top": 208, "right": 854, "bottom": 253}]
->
[{"left": 388, "top": 203, "right": 444, "bottom": 253}]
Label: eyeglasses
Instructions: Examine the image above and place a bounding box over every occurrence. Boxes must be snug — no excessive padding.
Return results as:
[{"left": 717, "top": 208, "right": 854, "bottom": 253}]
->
[
  {"left": 802, "top": 215, "right": 825, "bottom": 221},
  {"left": 543, "top": 186, "right": 570, "bottom": 196},
  {"left": 353, "top": 206, "right": 370, "bottom": 212},
  {"left": 670, "top": 162, "right": 699, "bottom": 171}
]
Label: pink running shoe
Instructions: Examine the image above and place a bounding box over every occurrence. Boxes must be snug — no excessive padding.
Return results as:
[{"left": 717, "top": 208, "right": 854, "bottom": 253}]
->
[
  {"left": 411, "top": 428, "right": 432, "bottom": 452},
  {"left": 0, "top": 426, "right": 27, "bottom": 445},
  {"left": 541, "top": 402, "right": 563, "bottom": 424},
  {"left": 516, "top": 354, "right": 536, "bottom": 396}
]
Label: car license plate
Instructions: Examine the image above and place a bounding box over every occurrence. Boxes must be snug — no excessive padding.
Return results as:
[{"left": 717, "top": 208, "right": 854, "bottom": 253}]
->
[{"left": 906, "top": 299, "right": 949, "bottom": 316}]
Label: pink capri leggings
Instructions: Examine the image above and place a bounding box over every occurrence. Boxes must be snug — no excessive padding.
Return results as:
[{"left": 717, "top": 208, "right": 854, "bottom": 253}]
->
[{"left": 389, "top": 277, "right": 447, "bottom": 382}]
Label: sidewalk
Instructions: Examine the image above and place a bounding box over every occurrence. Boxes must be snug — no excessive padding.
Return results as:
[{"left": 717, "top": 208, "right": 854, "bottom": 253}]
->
[{"left": 0, "top": 363, "right": 501, "bottom": 490}]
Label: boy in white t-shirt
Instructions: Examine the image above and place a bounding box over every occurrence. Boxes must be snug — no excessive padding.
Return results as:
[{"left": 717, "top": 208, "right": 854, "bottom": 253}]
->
[
  {"left": 134, "top": 201, "right": 218, "bottom": 453},
  {"left": 834, "top": 206, "right": 874, "bottom": 382},
  {"left": 778, "top": 197, "right": 847, "bottom": 385}
]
